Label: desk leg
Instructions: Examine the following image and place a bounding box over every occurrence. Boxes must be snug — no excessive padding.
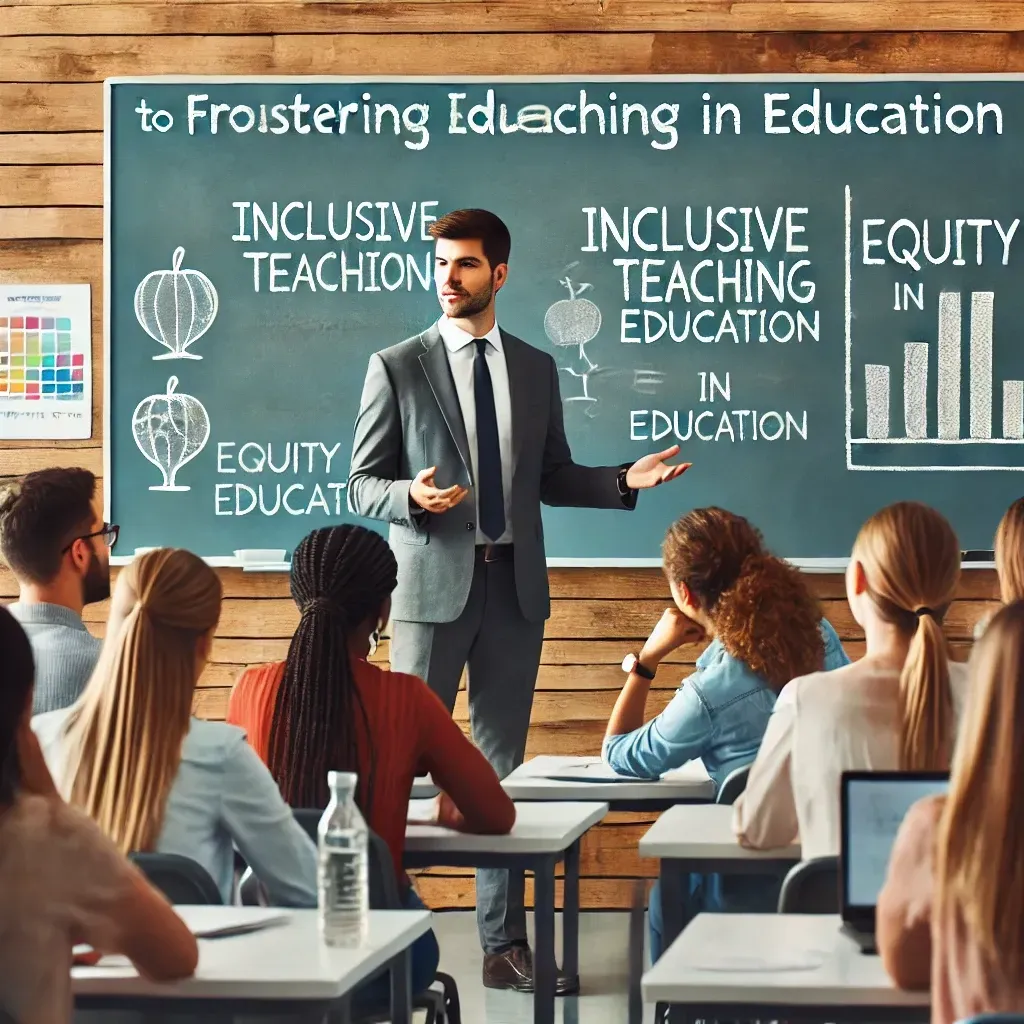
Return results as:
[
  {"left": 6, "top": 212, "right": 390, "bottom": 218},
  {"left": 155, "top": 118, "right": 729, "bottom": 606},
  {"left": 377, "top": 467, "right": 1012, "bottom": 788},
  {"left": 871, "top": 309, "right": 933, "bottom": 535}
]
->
[
  {"left": 389, "top": 948, "right": 412, "bottom": 1024},
  {"left": 562, "top": 839, "right": 581, "bottom": 982},
  {"left": 659, "top": 859, "right": 685, "bottom": 953},
  {"left": 533, "top": 857, "right": 557, "bottom": 1024}
]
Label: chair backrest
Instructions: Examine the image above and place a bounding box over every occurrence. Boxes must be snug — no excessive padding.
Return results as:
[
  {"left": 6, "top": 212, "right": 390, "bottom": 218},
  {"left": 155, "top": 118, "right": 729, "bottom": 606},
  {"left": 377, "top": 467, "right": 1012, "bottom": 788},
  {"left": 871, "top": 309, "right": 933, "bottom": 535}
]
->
[
  {"left": 292, "top": 808, "right": 401, "bottom": 910},
  {"left": 715, "top": 763, "right": 751, "bottom": 805},
  {"left": 778, "top": 856, "right": 840, "bottom": 914},
  {"left": 130, "top": 852, "right": 222, "bottom": 905}
]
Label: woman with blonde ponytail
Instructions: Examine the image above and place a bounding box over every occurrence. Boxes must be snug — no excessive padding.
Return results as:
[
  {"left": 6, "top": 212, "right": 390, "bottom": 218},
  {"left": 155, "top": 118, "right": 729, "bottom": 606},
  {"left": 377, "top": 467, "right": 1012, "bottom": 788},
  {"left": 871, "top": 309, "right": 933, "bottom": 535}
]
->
[
  {"left": 878, "top": 600, "right": 1024, "bottom": 1019},
  {"left": 735, "top": 501, "right": 968, "bottom": 856},
  {"left": 32, "top": 548, "right": 317, "bottom": 906}
]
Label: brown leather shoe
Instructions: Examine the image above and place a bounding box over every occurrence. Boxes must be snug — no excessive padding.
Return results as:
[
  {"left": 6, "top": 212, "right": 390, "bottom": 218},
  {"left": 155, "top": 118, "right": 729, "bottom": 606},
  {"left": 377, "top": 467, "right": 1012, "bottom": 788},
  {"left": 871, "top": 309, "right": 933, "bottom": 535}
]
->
[{"left": 482, "top": 945, "right": 580, "bottom": 995}]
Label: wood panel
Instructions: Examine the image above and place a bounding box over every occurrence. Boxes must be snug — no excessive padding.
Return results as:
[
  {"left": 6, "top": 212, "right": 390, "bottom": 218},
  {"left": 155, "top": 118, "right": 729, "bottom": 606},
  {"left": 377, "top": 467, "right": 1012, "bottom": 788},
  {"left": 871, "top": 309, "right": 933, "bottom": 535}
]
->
[
  {"left": 414, "top": 876, "right": 654, "bottom": 911},
  {"left": 0, "top": 134, "right": 103, "bottom": 165},
  {"left": 70, "top": 593, "right": 998, "bottom": 640},
  {"left": 1, "top": 3, "right": 1022, "bottom": 35},
  {"left": 9, "top": 563, "right": 998, "bottom": 603},
  {"left": 0, "top": 206, "right": 102, "bottom": 239},
  {"left": 0, "top": 165, "right": 102, "bottom": 206},
  {"left": 3, "top": 33, "right": 1024, "bottom": 86}
]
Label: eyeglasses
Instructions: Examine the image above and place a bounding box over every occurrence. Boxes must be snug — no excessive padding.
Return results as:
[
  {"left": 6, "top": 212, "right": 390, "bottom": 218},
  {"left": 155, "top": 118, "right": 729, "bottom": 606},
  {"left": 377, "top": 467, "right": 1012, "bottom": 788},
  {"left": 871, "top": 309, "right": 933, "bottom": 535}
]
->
[{"left": 62, "top": 523, "right": 119, "bottom": 554}]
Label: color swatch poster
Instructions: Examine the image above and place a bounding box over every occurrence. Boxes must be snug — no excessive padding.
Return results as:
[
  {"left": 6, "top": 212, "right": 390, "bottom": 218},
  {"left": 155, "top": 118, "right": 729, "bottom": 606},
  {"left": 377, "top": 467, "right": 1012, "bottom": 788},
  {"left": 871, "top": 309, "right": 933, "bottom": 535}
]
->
[{"left": 0, "top": 284, "right": 92, "bottom": 439}]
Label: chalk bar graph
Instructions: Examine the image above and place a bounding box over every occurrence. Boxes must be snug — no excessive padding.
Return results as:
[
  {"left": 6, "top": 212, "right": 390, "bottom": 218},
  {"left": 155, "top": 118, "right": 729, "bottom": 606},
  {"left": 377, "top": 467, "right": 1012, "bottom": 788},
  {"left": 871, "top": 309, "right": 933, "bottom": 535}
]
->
[{"left": 856, "top": 290, "right": 1023, "bottom": 446}]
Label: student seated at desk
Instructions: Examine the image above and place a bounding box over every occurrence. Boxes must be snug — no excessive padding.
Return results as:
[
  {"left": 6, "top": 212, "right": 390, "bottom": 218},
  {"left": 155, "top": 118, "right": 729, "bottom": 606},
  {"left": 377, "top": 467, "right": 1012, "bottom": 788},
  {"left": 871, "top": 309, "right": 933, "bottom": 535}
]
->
[
  {"left": 878, "top": 600, "right": 1024, "bottom": 1023},
  {"left": 735, "top": 501, "right": 968, "bottom": 858},
  {"left": 603, "top": 507, "right": 848, "bottom": 788},
  {"left": 602, "top": 507, "right": 848, "bottom": 961},
  {"left": 0, "top": 605, "right": 197, "bottom": 1024},
  {"left": 33, "top": 548, "right": 318, "bottom": 907},
  {"left": 228, "top": 525, "right": 516, "bottom": 1000}
]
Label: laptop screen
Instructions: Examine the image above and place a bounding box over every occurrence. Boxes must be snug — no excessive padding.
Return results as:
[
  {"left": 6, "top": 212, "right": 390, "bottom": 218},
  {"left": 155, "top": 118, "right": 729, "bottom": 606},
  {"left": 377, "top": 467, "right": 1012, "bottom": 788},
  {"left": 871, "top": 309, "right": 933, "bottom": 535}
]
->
[{"left": 841, "top": 772, "right": 949, "bottom": 911}]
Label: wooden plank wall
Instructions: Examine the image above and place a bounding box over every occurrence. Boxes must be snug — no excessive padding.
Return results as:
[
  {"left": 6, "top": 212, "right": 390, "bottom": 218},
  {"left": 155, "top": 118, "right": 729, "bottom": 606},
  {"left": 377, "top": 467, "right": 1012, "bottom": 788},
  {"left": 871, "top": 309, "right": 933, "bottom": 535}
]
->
[{"left": 0, "top": 0, "right": 1012, "bottom": 909}]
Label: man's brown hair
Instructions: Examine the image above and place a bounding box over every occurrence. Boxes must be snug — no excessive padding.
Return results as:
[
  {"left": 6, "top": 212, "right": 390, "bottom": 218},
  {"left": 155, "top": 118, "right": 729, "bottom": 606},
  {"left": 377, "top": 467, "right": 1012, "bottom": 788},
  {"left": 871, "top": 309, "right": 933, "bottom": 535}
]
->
[
  {"left": 429, "top": 208, "right": 512, "bottom": 270},
  {"left": 0, "top": 467, "right": 97, "bottom": 584}
]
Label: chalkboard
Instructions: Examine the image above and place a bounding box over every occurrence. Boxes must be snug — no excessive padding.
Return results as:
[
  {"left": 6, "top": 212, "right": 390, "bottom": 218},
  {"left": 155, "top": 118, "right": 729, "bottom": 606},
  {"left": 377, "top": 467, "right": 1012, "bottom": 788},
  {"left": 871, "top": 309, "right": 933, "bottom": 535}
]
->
[{"left": 106, "top": 75, "right": 1024, "bottom": 564}]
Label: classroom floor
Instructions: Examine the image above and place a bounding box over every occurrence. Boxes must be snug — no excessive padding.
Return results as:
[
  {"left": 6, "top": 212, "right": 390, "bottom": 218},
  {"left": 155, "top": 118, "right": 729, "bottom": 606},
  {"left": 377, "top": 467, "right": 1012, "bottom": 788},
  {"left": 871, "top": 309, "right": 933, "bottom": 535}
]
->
[{"left": 431, "top": 910, "right": 652, "bottom": 1024}]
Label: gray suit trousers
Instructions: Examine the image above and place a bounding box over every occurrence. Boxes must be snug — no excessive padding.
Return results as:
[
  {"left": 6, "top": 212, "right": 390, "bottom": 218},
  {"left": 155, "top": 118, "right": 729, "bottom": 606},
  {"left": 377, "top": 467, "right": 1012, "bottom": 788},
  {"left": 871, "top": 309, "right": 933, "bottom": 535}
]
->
[{"left": 390, "top": 555, "right": 545, "bottom": 955}]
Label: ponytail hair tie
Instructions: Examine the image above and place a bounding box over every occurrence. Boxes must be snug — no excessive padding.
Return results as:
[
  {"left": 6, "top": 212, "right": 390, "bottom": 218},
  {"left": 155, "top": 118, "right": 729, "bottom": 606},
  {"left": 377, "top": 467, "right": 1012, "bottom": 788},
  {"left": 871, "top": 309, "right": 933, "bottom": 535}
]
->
[
  {"left": 914, "top": 606, "right": 935, "bottom": 618},
  {"left": 301, "top": 596, "right": 347, "bottom": 622}
]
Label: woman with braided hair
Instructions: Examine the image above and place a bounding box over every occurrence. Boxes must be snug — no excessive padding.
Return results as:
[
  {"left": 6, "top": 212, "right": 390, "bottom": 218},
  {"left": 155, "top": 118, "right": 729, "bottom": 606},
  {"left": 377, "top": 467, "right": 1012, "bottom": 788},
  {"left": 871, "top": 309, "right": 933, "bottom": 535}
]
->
[
  {"left": 32, "top": 548, "right": 318, "bottom": 907},
  {"left": 229, "top": 525, "right": 516, "bottom": 994}
]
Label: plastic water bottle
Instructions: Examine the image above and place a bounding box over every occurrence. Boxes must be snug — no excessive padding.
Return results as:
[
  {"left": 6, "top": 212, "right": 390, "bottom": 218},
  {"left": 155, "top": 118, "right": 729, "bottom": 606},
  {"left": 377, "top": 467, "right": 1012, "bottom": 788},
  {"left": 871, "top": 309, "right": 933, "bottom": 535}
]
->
[{"left": 317, "top": 771, "right": 369, "bottom": 947}]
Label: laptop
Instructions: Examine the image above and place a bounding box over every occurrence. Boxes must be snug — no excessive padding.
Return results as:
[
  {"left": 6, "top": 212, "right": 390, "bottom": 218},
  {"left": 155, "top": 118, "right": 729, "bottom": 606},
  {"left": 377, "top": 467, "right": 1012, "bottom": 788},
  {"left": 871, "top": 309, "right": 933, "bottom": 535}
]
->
[{"left": 839, "top": 770, "right": 949, "bottom": 954}]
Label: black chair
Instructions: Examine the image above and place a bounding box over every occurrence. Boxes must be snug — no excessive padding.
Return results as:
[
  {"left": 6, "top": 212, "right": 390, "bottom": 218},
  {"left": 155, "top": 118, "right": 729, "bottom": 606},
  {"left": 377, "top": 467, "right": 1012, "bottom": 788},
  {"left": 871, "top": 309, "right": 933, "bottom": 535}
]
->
[
  {"left": 777, "top": 856, "right": 840, "bottom": 914},
  {"left": 292, "top": 809, "right": 461, "bottom": 1024},
  {"left": 130, "top": 852, "right": 222, "bottom": 905},
  {"left": 715, "top": 763, "right": 751, "bottom": 806}
]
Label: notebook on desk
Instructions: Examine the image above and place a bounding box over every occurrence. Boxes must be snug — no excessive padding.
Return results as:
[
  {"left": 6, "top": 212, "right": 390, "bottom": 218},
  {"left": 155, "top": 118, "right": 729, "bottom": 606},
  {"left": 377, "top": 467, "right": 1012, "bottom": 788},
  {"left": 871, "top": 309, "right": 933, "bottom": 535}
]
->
[{"left": 839, "top": 770, "right": 948, "bottom": 955}]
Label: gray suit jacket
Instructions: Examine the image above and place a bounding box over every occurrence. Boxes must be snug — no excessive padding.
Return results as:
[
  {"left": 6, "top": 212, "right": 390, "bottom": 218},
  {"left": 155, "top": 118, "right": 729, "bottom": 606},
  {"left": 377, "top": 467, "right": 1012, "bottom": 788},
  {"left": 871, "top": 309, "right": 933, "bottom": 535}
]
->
[{"left": 347, "top": 324, "right": 633, "bottom": 624}]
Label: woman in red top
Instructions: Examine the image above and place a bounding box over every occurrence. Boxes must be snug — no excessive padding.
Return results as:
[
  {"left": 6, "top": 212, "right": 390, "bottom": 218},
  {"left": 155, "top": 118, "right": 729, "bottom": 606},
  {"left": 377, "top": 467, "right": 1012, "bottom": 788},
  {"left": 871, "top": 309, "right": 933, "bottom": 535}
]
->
[{"left": 229, "top": 525, "right": 515, "bottom": 1000}]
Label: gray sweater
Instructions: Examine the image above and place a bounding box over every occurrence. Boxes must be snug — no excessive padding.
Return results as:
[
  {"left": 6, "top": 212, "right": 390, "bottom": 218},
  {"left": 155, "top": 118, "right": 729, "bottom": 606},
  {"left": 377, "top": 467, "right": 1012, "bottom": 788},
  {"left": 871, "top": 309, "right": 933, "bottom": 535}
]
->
[{"left": 7, "top": 602, "right": 102, "bottom": 714}]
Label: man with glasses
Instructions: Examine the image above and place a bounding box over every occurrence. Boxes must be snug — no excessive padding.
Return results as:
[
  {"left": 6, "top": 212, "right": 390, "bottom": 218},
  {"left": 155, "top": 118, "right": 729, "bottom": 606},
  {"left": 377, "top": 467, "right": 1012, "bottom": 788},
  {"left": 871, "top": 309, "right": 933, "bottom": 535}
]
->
[{"left": 0, "top": 468, "right": 116, "bottom": 713}]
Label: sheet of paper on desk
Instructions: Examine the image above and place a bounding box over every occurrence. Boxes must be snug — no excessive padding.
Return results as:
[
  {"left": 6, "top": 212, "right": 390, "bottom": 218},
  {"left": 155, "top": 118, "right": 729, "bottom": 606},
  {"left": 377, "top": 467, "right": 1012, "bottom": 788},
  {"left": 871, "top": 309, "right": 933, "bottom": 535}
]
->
[
  {"left": 177, "top": 907, "right": 289, "bottom": 938},
  {"left": 543, "top": 758, "right": 710, "bottom": 784}
]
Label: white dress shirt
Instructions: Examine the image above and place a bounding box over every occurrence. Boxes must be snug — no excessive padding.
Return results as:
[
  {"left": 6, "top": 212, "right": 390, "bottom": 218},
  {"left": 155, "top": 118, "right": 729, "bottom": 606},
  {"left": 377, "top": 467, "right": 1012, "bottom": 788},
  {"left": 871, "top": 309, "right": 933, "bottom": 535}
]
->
[
  {"left": 732, "top": 658, "right": 969, "bottom": 860},
  {"left": 438, "top": 315, "right": 514, "bottom": 544}
]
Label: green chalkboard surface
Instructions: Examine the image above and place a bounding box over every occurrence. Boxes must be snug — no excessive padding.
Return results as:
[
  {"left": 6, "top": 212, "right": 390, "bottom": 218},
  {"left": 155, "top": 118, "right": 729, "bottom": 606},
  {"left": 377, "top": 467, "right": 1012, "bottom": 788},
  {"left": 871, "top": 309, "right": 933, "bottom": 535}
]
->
[{"left": 106, "top": 76, "right": 1024, "bottom": 562}]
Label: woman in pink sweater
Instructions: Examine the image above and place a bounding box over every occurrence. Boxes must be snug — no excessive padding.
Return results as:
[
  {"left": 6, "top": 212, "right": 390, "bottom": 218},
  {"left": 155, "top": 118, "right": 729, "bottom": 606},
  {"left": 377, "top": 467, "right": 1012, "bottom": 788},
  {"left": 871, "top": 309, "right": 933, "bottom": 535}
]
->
[{"left": 878, "top": 599, "right": 1024, "bottom": 1022}]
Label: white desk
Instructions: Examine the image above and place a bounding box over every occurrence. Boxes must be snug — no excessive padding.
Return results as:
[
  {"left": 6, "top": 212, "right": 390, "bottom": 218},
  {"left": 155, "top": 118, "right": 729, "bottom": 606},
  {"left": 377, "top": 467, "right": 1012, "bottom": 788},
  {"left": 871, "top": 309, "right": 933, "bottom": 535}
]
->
[
  {"left": 405, "top": 800, "right": 608, "bottom": 1024},
  {"left": 502, "top": 755, "right": 715, "bottom": 807},
  {"left": 74, "top": 906, "right": 431, "bottom": 1023},
  {"left": 639, "top": 804, "right": 800, "bottom": 950},
  {"left": 644, "top": 913, "right": 929, "bottom": 1022},
  {"left": 411, "top": 774, "right": 438, "bottom": 799}
]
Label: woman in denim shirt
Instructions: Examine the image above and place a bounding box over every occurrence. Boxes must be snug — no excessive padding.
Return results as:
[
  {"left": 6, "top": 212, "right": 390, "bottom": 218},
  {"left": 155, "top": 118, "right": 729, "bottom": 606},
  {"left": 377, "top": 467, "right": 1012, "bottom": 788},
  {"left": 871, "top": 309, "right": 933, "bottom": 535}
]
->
[{"left": 602, "top": 507, "right": 848, "bottom": 959}]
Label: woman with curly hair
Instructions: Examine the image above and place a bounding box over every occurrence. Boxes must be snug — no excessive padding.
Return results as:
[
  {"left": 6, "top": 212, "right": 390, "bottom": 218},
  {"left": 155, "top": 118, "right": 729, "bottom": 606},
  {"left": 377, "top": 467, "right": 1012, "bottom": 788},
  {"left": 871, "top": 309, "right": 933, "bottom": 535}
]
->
[
  {"left": 603, "top": 506, "right": 848, "bottom": 959},
  {"left": 604, "top": 506, "right": 846, "bottom": 786},
  {"left": 734, "top": 501, "right": 968, "bottom": 858}
]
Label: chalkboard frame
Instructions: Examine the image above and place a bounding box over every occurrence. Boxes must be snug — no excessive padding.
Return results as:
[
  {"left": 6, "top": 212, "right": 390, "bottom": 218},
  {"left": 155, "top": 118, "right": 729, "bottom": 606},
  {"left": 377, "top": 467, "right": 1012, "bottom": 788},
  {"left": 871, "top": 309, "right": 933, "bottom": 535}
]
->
[{"left": 102, "top": 73, "right": 1024, "bottom": 569}]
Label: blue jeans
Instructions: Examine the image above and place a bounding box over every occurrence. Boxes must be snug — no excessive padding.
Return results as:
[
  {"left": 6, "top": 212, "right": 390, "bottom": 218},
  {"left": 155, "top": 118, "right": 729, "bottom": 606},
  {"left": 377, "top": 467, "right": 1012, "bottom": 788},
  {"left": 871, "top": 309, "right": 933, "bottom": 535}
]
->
[
  {"left": 649, "top": 871, "right": 783, "bottom": 962},
  {"left": 353, "top": 887, "right": 440, "bottom": 1013}
]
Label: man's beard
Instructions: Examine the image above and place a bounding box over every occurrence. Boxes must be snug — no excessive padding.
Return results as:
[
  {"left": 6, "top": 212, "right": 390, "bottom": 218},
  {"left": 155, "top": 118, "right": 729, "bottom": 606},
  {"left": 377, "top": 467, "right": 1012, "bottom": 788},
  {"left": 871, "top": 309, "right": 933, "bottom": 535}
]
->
[
  {"left": 442, "top": 278, "right": 495, "bottom": 319},
  {"left": 82, "top": 549, "right": 110, "bottom": 605}
]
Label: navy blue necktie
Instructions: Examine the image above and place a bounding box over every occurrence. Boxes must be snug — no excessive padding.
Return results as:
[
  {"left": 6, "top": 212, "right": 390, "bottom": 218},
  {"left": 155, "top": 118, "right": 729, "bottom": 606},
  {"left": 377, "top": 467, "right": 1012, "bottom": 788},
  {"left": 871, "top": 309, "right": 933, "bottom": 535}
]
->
[{"left": 473, "top": 338, "right": 506, "bottom": 542}]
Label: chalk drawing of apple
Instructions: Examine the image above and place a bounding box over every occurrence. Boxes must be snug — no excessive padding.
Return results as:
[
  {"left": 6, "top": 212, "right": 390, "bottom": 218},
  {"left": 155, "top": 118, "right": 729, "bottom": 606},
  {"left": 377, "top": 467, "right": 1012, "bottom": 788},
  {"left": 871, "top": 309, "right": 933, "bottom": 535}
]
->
[
  {"left": 134, "top": 246, "right": 218, "bottom": 360},
  {"left": 544, "top": 271, "right": 603, "bottom": 407},
  {"left": 132, "top": 376, "right": 210, "bottom": 491},
  {"left": 544, "top": 277, "right": 602, "bottom": 357}
]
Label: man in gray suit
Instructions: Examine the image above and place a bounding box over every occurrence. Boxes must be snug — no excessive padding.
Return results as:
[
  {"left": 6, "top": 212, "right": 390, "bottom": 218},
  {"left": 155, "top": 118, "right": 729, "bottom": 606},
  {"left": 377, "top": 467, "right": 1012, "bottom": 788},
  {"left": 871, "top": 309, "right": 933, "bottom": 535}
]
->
[{"left": 348, "top": 209, "right": 687, "bottom": 992}]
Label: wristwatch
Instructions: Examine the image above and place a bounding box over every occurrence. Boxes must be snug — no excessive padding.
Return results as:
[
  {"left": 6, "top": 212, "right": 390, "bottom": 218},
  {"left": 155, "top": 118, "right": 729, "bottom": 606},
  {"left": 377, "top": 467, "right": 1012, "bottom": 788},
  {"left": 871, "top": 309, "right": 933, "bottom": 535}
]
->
[
  {"left": 621, "top": 652, "right": 656, "bottom": 680},
  {"left": 616, "top": 467, "right": 631, "bottom": 498}
]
